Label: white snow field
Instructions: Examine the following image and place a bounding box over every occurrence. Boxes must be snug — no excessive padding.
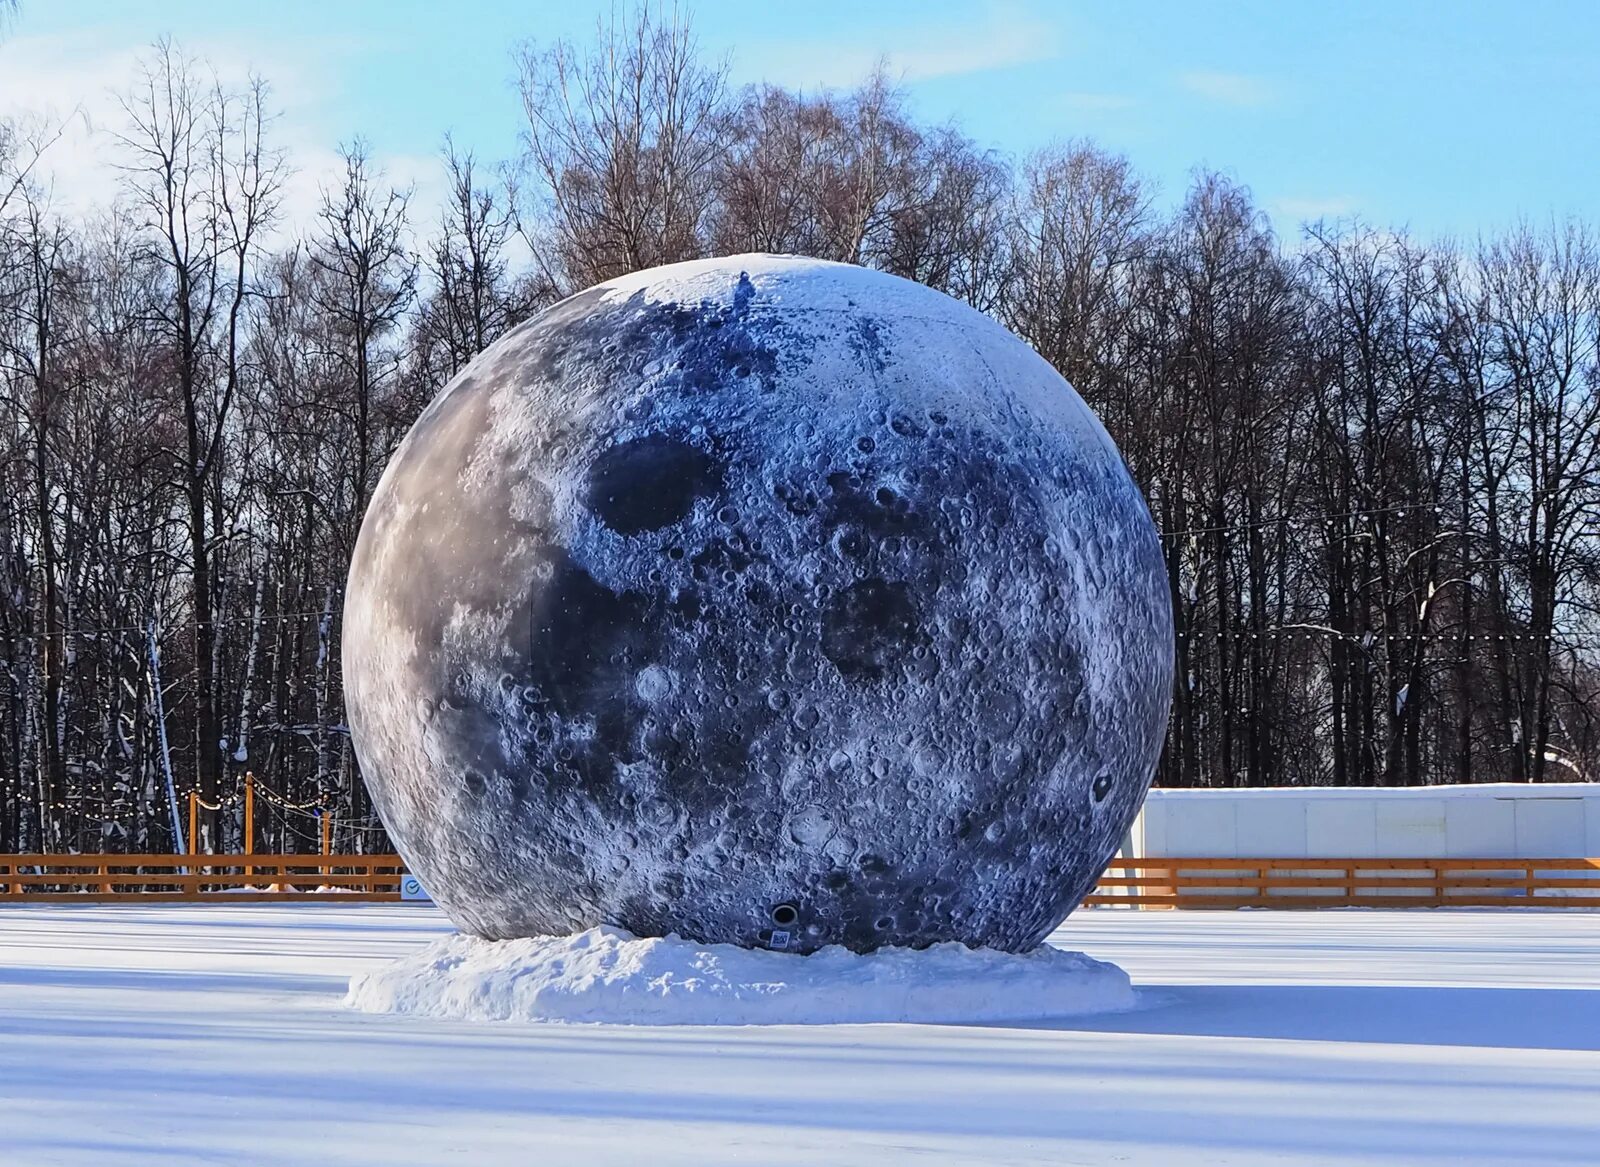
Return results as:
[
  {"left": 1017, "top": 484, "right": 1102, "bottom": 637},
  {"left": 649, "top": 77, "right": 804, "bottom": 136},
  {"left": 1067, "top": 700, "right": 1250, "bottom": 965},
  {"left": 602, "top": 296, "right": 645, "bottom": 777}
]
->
[{"left": 3, "top": 905, "right": 1599, "bottom": 1167}]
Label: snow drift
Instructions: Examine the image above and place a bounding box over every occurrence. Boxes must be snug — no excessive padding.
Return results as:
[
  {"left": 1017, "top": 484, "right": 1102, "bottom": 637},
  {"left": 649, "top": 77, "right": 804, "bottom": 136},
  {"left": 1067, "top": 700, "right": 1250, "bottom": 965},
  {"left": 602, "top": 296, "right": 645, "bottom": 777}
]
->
[{"left": 345, "top": 926, "right": 1135, "bottom": 1026}]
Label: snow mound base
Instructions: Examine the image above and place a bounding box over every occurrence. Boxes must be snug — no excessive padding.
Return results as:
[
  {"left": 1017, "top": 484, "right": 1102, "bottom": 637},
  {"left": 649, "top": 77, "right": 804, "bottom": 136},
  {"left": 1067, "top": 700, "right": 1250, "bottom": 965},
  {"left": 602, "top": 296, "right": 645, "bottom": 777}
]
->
[{"left": 345, "top": 926, "right": 1134, "bottom": 1026}]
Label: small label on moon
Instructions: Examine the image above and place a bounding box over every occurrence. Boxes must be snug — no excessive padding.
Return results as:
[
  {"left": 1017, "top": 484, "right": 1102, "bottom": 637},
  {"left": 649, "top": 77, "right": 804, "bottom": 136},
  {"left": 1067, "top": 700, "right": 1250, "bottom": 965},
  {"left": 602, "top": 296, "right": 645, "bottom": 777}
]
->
[
  {"left": 768, "top": 930, "right": 791, "bottom": 950},
  {"left": 400, "top": 875, "right": 431, "bottom": 901}
]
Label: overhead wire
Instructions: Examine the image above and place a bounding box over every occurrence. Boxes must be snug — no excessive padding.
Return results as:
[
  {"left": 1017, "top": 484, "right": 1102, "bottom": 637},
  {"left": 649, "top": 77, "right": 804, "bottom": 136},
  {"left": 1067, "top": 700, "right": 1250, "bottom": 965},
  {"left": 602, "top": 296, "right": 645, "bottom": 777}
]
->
[
  {"left": 0, "top": 606, "right": 343, "bottom": 645},
  {"left": 0, "top": 500, "right": 1534, "bottom": 645}
]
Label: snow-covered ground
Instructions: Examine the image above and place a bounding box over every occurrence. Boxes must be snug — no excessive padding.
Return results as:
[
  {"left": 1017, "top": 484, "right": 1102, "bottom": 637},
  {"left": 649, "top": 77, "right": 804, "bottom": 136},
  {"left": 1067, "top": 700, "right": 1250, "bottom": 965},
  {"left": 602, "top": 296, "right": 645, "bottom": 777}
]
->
[
  {"left": 348, "top": 926, "right": 1134, "bottom": 1025},
  {"left": 3, "top": 904, "right": 1598, "bottom": 1166}
]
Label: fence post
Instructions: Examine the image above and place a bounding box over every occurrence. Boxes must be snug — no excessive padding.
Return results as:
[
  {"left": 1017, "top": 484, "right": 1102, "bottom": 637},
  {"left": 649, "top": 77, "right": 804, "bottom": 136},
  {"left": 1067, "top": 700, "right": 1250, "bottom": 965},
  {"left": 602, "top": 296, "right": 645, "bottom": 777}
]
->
[
  {"left": 320, "top": 810, "right": 332, "bottom": 880},
  {"left": 188, "top": 791, "right": 198, "bottom": 857},
  {"left": 1153, "top": 858, "right": 1176, "bottom": 908},
  {"left": 243, "top": 772, "right": 255, "bottom": 879}
]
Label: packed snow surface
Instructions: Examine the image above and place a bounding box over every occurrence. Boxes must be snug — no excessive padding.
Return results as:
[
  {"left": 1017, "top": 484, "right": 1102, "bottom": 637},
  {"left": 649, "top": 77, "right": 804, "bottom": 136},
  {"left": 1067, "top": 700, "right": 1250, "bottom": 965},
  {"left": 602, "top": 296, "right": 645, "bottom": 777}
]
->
[
  {"left": 4, "top": 904, "right": 1600, "bottom": 1165},
  {"left": 346, "top": 926, "right": 1133, "bottom": 1025}
]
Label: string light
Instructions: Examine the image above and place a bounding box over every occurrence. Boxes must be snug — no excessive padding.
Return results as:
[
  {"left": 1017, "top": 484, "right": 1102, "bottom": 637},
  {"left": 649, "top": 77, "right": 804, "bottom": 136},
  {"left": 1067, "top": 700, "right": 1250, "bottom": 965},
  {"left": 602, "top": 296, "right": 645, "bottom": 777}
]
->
[
  {"left": 1172, "top": 631, "right": 1558, "bottom": 642},
  {"left": 0, "top": 606, "right": 343, "bottom": 645},
  {"left": 0, "top": 503, "right": 1589, "bottom": 850},
  {"left": 1156, "top": 500, "right": 1442, "bottom": 540}
]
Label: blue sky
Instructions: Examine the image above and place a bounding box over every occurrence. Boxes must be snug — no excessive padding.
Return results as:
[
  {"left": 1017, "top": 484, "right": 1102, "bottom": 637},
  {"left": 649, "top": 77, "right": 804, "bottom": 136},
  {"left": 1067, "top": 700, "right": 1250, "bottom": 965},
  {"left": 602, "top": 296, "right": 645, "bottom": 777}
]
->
[{"left": 2, "top": 0, "right": 1596, "bottom": 238}]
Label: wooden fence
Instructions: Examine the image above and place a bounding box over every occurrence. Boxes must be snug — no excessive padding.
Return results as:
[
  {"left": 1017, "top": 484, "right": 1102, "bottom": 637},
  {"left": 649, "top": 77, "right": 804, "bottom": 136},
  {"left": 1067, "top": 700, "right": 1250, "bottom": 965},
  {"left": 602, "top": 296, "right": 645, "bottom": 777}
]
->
[
  {"left": 1084, "top": 857, "right": 1600, "bottom": 909},
  {"left": 2, "top": 854, "right": 1598, "bottom": 908},
  {"left": 0, "top": 854, "right": 406, "bottom": 903}
]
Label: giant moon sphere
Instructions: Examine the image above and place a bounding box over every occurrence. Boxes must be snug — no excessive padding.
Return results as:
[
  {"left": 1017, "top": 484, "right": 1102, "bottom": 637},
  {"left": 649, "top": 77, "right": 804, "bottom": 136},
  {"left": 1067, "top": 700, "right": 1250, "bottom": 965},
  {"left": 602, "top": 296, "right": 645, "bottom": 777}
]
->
[{"left": 345, "top": 255, "right": 1173, "bottom": 954}]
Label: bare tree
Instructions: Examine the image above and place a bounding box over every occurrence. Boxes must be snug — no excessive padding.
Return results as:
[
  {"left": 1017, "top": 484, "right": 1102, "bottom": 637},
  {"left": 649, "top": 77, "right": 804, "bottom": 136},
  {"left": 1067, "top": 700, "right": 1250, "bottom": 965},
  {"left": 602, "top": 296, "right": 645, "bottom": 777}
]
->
[
  {"left": 514, "top": 3, "right": 728, "bottom": 290},
  {"left": 412, "top": 136, "right": 544, "bottom": 389},
  {"left": 114, "top": 40, "right": 230, "bottom": 846},
  {"left": 1479, "top": 222, "right": 1600, "bottom": 781},
  {"left": 4, "top": 15, "right": 1600, "bottom": 861},
  {"left": 1004, "top": 142, "right": 1151, "bottom": 404},
  {"left": 311, "top": 140, "right": 417, "bottom": 544},
  {"left": 113, "top": 40, "right": 282, "bottom": 847},
  {"left": 307, "top": 142, "right": 416, "bottom": 834},
  {"left": 0, "top": 189, "right": 71, "bottom": 846}
]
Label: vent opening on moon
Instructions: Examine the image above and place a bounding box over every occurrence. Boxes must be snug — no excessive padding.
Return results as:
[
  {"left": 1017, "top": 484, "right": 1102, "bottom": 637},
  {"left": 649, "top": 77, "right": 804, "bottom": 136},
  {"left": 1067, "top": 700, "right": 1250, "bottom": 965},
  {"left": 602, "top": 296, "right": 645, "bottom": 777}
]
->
[
  {"left": 769, "top": 903, "right": 799, "bottom": 927},
  {"left": 1092, "top": 771, "right": 1114, "bottom": 801}
]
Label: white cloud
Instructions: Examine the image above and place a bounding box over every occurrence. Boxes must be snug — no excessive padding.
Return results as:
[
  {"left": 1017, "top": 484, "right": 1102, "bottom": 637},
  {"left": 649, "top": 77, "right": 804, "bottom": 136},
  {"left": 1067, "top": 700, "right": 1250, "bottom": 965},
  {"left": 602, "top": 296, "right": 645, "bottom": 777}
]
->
[
  {"left": 1178, "top": 70, "right": 1276, "bottom": 107},
  {"left": 0, "top": 30, "right": 150, "bottom": 218},
  {"left": 0, "top": 28, "right": 448, "bottom": 239},
  {"left": 732, "top": 5, "right": 1063, "bottom": 92}
]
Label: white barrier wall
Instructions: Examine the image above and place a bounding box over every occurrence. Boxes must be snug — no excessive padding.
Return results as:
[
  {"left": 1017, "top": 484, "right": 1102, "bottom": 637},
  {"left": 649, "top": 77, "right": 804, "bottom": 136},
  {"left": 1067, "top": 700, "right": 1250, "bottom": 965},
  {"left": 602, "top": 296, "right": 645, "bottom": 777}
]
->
[{"left": 1132, "top": 784, "right": 1600, "bottom": 858}]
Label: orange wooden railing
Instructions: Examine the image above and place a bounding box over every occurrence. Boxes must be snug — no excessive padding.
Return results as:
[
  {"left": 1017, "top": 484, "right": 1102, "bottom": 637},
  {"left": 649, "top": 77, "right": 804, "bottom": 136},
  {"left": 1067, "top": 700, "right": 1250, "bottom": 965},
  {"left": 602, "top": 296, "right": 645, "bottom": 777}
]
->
[
  {"left": 1084, "top": 857, "right": 1600, "bottom": 909},
  {"left": 0, "top": 854, "right": 407, "bottom": 903},
  {"left": 3, "top": 854, "right": 1598, "bottom": 908}
]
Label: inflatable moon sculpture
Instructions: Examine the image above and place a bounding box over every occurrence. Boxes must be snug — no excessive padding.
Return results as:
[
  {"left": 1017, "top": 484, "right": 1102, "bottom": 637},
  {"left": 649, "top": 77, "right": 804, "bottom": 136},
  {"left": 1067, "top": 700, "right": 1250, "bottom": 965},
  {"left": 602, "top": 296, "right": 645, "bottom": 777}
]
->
[{"left": 345, "top": 255, "right": 1173, "bottom": 954}]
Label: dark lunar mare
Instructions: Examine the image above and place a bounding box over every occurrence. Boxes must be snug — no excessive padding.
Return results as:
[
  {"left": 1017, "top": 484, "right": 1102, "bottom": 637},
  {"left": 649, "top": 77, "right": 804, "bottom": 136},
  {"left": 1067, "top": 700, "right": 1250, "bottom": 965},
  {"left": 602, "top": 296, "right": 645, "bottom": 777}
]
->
[{"left": 344, "top": 256, "right": 1173, "bottom": 953}]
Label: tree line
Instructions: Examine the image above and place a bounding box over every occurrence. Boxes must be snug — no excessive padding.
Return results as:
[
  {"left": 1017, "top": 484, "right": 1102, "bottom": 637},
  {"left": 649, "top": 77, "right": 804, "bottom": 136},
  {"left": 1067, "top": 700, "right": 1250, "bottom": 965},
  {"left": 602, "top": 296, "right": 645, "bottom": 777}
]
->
[{"left": 1, "top": 10, "right": 1596, "bottom": 854}]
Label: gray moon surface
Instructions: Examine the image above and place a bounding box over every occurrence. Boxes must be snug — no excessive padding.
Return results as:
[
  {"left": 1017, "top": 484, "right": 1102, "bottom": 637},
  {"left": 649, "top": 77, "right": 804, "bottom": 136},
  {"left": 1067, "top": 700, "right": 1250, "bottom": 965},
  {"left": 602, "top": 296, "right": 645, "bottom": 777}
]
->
[{"left": 344, "top": 255, "right": 1173, "bottom": 954}]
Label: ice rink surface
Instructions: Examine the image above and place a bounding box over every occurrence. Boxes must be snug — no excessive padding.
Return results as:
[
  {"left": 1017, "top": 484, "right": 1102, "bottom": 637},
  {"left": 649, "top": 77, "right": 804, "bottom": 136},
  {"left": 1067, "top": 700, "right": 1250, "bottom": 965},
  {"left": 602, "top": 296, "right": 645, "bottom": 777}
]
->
[{"left": 3, "top": 902, "right": 1598, "bottom": 1166}]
